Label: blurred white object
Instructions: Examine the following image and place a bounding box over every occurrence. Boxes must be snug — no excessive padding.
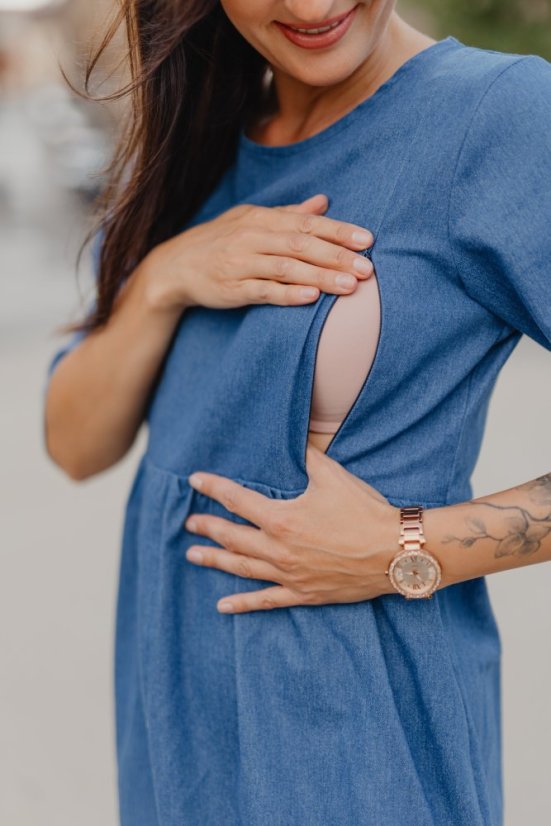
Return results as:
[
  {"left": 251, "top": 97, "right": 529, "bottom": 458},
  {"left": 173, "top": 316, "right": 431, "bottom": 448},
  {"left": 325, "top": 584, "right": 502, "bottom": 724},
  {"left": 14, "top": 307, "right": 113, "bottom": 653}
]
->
[
  {"left": 22, "top": 83, "right": 111, "bottom": 197},
  {"left": 0, "top": 85, "right": 110, "bottom": 222},
  {"left": 0, "top": 0, "right": 66, "bottom": 11},
  {"left": 0, "top": 100, "right": 56, "bottom": 221}
]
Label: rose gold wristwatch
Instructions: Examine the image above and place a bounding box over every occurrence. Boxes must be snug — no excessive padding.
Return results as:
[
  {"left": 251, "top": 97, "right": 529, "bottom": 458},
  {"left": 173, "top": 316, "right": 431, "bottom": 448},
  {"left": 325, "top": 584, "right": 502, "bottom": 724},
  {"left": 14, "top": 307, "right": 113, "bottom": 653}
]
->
[{"left": 385, "top": 506, "right": 442, "bottom": 599}]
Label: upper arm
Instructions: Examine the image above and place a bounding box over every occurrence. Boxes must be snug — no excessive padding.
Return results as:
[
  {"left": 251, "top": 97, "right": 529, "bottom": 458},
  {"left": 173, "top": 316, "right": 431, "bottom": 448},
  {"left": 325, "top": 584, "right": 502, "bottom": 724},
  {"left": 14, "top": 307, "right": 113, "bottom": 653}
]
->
[
  {"left": 448, "top": 54, "right": 551, "bottom": 351},
  {"left": 42, "top": 229, "right": 104, "bottom": 399}
]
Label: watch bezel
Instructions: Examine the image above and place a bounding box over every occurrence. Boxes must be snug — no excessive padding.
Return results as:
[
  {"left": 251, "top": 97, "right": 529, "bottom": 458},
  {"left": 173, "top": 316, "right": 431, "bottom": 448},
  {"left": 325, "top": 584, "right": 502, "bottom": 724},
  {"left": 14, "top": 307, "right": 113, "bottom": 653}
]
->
[{"left": 386, "top": 548, "right": 442, "bottom": 599}]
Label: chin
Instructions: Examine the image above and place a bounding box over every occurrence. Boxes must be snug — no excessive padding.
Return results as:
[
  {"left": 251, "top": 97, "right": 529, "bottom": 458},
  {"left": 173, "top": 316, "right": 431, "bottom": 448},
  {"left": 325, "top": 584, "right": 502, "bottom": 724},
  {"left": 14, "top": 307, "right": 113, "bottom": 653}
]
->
[{"left": 276, "top": 50, "right": 370, "bottom": 88}]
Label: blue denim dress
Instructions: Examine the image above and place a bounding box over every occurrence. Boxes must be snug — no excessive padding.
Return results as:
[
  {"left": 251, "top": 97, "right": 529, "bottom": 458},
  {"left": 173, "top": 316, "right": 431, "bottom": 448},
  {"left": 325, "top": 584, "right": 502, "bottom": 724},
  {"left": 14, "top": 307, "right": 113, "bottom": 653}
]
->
[{"left": 44, "top": 37, "right": 551, "bottom": 826}]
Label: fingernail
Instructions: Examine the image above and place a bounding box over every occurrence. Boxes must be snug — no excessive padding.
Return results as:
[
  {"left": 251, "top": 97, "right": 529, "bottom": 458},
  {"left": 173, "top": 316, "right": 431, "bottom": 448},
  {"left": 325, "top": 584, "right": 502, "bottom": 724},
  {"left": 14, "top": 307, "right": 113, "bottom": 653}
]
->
[
  {"left": 218, "top": 602, "right": 234, "bottom": 613},
  {"left": 187, "top": 548, "right": 203, "bottom": 563},
  {"left": 185, "top": 517, "right": 197, "bottom": 532},
  {"left": 336, "top": 273, "right": 357, "bottom": 288},
  {"left": 353, "top": 256, "right": 373, "bottom": 275},
  {"left": 300, "top": 287, "right": 318, "bottom": 298},
  {"left": 188, "top": 473, "right": 203, "bottom": 489},
  {"left": 352, "top": 230, "right": 373, "bottom": 245}
]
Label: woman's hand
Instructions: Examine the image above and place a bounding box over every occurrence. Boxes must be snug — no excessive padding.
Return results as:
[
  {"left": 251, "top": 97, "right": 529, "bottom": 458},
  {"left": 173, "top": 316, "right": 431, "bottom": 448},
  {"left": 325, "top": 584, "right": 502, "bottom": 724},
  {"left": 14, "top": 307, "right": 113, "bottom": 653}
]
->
[
  {"left": 141, "top": 193, "right": 375, "bottom": 312},
  {"left": 183, "top": 443, "right": 400, "bottom": 613}
]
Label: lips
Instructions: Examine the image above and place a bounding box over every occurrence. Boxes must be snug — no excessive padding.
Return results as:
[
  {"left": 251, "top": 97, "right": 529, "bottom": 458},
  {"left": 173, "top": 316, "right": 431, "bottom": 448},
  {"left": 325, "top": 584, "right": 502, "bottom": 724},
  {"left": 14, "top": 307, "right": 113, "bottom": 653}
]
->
[
  {"left": 288, "top": 19, "right": 343, "bottom": 35},
  {"left": 279, "top": 6, "right": 354, "bottom": 32},
  {"left": 274, "top": 4, "right": 358, "bottom": 50}
]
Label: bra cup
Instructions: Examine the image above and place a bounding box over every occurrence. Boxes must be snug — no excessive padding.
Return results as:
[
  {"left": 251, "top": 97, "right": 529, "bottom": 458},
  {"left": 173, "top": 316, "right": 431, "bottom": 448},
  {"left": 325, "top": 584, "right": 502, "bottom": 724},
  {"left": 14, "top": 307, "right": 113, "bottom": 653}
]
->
[{"left": 309, "top": 275, "right": 382, "bottom": 433}]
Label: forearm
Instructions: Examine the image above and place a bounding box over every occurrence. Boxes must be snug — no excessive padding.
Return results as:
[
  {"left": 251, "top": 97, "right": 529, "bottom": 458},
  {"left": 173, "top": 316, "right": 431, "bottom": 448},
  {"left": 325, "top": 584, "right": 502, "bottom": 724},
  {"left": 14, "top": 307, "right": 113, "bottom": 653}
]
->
[
  {"left": 44, "top": 258, "right": 185, "bottom": 480},
  {"left": 423, "top": 472, "right": 551, "bottom": 589}
]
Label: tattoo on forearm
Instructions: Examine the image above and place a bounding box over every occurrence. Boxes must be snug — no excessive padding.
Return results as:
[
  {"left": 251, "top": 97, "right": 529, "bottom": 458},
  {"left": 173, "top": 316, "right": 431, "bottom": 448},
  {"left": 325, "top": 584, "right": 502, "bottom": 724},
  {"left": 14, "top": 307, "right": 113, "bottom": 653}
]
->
[
  {"left": 523, "top": 472, "right": 551, "bottom": 507},
  {"left": 442, "top": 472, "right": 551, "bottom": 559}
]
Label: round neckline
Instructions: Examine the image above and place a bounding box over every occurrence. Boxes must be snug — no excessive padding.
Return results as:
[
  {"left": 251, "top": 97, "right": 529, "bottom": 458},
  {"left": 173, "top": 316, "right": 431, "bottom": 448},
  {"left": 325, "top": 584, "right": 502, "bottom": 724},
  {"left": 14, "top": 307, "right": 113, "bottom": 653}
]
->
[{"left": 238, "top": 35, "right": 461, "bottom": 157}]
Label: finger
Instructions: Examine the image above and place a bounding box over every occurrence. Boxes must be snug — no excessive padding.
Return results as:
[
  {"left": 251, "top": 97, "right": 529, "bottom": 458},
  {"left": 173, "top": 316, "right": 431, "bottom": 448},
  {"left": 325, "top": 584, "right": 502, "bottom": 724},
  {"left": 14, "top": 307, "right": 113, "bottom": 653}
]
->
[
  {"left": 185, "top": 543, "right": 284, "bottom": 584},
  {"left": 244, "top": 252, "right": 370, "bottom": 294},
  {"left": 255, "top": 229, "right": 374, "bottom": 278},
  {"left": 184, "top": 514, "right": 289, "bottom": 568},
  {"left": 253, "top": 208, "right": 374, "bottom": 253},
  {"left": 233, "top": 278, "right": 320, "bottom": 306},
  {"left": 304, "top": 440, "right": 330, "bottom": 484},
  {"left": 305, "top": 440, "right": 344, "bottom": 473},
  {"left": 216, "top": 585, "right": 307, "bottom": 614},
  {"left": 240, "top": 279, "right": 323, "bottom": 306},
  {"left": 278, "top": 193, "right": 329, "bottom": 213},
  {"left": 187, "top": 472, "right": 277, "bottom": 530}
]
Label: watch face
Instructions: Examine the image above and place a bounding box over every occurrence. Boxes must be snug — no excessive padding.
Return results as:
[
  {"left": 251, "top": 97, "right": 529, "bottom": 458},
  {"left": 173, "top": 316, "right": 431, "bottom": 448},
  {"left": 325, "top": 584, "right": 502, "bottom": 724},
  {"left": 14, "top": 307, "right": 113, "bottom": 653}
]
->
[{"left": 389, "top": 550, "right": 441, "bottom": 598}]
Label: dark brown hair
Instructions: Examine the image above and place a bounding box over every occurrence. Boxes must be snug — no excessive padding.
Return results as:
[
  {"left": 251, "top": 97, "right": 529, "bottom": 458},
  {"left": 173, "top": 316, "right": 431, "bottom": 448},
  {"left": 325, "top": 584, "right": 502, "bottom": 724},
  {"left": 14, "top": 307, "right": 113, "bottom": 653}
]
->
[{"left": 62, "top": 0, "right": 271, "bottom": 336}]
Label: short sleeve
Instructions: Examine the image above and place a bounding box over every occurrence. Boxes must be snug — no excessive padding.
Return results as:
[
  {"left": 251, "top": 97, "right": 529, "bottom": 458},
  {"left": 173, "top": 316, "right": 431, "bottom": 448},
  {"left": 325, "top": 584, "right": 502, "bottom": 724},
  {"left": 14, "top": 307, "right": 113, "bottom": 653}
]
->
[
  {"left": 448, "top": 54, "right": 551, "bottom": 351},
  {"left": 43, "top": 229, "right": 103, "bottom": 397}
]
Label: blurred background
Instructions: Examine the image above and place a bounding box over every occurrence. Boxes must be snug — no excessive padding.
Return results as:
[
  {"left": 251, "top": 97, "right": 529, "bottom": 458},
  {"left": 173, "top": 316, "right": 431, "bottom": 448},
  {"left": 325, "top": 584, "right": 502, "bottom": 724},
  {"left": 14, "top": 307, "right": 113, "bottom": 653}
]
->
[{"left": 0, "top": 1, "right": 550, "bottom": 824}]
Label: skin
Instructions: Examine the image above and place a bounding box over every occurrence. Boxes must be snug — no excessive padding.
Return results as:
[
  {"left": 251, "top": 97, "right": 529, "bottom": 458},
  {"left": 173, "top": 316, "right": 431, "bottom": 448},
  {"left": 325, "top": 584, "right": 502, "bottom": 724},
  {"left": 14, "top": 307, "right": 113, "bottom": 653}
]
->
[
  {"left": 44, "top": 2, "right": 424, "bottom": 476},
  {"left": 220, "top": 0, "right": 437, "bottom": 452},
  {"left": 178, "top": 2, "right": 551, "bottom": 611},
  {"left": 184, "top": 457, "right": 551, "bottom": 613},
  {"left": 44, "top": 193, "right": 378, "bottom": 477},
  {"left": 45, "top": 3, "right": 551, "bottom": 612}
]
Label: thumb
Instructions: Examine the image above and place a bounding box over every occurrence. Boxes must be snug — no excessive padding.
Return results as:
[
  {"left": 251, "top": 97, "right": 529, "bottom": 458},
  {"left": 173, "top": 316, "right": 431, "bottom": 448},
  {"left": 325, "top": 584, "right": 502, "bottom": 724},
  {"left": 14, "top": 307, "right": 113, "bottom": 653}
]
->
[
  {"left": 278, "top": 193, "right": 329, "bottom": 214},
  {"left": 304, "top": 441, "right": 339, "bottom": 487}
]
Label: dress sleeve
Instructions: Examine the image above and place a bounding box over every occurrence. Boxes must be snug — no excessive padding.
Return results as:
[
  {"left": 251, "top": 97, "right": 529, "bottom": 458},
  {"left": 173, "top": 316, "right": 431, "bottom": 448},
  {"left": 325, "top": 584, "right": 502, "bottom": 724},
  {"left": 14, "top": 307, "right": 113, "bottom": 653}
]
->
[
  {"left": 448, "top": 54, "right": 551, "bottom": 351},
  {"left": 43, "top": 229, "right": 103, "bottom": 397}
]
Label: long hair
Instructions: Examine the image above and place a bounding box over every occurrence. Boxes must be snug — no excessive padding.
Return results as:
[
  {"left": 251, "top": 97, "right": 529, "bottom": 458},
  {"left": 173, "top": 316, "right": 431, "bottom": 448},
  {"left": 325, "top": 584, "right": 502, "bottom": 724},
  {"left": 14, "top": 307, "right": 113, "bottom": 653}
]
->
[{"left": 62, "top": 0, "right": 270, "bottom": 336}]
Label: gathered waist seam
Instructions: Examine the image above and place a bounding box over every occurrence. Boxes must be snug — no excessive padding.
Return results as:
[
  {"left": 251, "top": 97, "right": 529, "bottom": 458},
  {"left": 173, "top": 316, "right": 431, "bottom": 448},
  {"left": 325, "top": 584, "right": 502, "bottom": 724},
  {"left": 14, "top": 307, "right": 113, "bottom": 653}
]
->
[{"left": 141, "top": 452, "right": 460, "bottom": 507}]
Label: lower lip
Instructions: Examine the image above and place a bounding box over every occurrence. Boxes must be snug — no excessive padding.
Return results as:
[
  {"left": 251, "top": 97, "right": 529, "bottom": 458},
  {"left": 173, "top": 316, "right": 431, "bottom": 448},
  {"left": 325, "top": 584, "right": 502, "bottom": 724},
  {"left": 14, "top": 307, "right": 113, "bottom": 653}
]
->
[{"left": 275, "top": 5, "right": 358, "bottom": 50}]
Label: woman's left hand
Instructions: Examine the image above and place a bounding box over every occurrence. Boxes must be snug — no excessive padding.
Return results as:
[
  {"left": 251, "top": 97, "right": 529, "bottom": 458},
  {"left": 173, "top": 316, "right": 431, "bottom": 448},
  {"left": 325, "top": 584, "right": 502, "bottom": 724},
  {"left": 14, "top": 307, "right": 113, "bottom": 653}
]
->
[{"left": 184, "top": 444, "right": 400, "bottom": 613}]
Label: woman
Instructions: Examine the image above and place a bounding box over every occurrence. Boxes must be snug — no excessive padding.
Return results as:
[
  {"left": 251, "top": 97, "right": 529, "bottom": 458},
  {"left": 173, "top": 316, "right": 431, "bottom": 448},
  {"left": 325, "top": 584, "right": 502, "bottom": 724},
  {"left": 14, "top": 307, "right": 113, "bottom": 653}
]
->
[{"left": 43, "top": 2, "right": 551, "bottom": 824}]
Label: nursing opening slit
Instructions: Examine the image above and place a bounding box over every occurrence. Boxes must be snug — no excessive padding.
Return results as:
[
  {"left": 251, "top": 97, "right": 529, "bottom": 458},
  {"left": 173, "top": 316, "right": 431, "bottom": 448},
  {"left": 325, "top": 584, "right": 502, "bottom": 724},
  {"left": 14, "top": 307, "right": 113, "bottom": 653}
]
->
[{"left": 308, "top": 268, "right": 382, "bottom": 437}]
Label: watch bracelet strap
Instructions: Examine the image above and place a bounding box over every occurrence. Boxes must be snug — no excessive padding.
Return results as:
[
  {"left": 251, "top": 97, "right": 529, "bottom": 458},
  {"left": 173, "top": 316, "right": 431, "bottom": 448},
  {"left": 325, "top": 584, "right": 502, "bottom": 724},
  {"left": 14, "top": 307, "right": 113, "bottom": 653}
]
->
[{"left": 399, "top": 505, "right": 426, "bottom": 552}]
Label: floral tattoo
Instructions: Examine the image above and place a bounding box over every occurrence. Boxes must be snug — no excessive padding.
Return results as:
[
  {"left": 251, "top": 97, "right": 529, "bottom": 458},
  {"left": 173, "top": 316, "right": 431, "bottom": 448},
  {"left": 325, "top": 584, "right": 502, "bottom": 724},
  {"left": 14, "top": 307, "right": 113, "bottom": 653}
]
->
[{"left": 442, "top": 472, "right": 551, "bottom": 558}]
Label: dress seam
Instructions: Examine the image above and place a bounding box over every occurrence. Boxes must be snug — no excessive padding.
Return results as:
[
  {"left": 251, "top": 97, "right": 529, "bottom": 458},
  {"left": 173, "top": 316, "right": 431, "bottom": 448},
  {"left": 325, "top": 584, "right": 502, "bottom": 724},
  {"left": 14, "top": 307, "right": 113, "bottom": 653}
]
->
[
  {"left": 142, "top": 453, "right": 452, "bottom": 507},
  {"left": 434, "top": 594, "right": 493, "bottom": 825},
  {"left": 444, "top": 320, "right": 511, "bottom": 503},
  {"left": 446, "top": 55, "right": 533, "bottom": 296},
  {"left": 444, "top": 367, "right": 474, "bottom": 504},
  {"left": 443, "top": 55, "right": 534, "bottom": 504}
]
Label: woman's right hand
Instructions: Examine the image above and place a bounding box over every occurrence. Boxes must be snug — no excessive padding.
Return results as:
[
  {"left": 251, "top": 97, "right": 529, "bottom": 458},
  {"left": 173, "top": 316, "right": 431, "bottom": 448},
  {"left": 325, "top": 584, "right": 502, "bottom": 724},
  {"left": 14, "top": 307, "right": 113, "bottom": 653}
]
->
[
  {"left": 44, "top": 194, "right": 375, "bottom": 480},
  {"left": 142, "top": 193, "right": 375, "bottom": 312}
]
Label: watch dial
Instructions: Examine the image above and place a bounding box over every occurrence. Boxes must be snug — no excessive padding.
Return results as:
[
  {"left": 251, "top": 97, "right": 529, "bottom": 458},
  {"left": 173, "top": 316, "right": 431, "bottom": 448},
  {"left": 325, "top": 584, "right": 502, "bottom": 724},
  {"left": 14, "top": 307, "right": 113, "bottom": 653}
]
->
[{"left": 393, "top": 553, "right": 439, "bottom": 597}]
